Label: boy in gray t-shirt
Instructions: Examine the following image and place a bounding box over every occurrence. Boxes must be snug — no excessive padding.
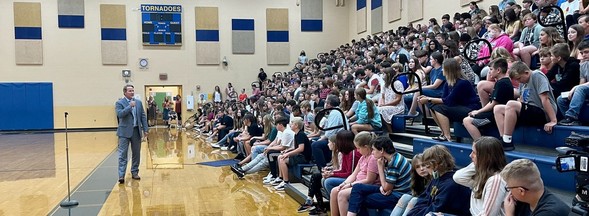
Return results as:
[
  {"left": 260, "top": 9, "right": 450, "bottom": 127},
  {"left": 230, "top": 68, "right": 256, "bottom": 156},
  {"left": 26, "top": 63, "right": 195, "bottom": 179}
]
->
[{"left": 493, "top": 62, "right": 558, "bottom": 151}]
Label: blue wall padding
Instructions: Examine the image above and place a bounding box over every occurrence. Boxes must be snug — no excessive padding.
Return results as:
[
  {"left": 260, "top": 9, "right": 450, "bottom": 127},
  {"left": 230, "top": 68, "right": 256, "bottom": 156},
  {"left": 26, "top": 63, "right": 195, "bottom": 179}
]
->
[{"left": 0, "top": 83, "right": 54, "bottom": 131}]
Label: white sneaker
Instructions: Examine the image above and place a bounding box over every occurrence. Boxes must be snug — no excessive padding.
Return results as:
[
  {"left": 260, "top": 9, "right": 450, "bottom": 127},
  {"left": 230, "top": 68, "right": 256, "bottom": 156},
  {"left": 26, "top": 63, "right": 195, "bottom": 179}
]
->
[
  {"left": 206, "top": 137, "right": 213, "bottom": 142},
  {"left": 274, "top": 181, "right": 287, "bottom": 191},
  {"left": 271, "top": 177, "right": 283, "bottom": 186},
  {"left": 211, "top": 143, "right": 221, "bottom": 148},
  {"left": 263, "top": 177, "right": 275, "bottom": 185},
  {"left": 220, "top": 146, "right": 229, "bottom": 151},
  {"left": 262, "top": 173, "right": 272, "bottom": 181}
]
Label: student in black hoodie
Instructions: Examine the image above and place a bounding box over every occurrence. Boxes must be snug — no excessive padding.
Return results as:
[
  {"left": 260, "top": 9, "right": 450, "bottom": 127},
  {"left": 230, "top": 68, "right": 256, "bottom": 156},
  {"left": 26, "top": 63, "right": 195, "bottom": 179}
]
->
[{"left": 546, "top": 43, "right": 580, "bottom": 97}]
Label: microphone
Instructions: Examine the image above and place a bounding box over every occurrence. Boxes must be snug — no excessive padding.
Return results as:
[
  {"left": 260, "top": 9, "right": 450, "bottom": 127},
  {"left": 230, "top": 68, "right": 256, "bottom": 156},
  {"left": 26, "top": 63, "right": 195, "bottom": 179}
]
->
[{"left": 64, "top": 112, "right": 69, "bottom": 117}]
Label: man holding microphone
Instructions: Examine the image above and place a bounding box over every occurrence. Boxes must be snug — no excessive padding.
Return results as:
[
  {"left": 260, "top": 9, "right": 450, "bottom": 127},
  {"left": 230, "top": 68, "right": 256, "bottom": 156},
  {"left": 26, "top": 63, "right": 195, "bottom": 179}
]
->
[{"left": 115, "top": 85, "right": 149, "bottom": 184}]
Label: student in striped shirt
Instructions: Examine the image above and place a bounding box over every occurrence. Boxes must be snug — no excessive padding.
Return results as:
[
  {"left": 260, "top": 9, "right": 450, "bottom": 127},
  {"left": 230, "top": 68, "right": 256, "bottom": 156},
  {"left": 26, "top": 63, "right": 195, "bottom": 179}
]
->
[
  {"left": 453, "top": 136, "right": 508, "bottom": 216},
  {"left": 346, "top": 136, "right": 412, "bottom": 215}
]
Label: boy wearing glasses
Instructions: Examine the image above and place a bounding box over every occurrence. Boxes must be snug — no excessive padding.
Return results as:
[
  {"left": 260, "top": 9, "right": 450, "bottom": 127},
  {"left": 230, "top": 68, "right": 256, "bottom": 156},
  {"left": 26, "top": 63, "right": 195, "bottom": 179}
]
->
[{"left": 501, "top": 159, "right": 569, "bottom": 216}]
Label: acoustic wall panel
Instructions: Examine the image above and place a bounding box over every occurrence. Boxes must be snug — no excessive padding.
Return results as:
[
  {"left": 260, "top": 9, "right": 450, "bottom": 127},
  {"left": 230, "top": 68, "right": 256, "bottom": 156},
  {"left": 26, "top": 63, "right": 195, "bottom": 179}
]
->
[
  {"left": 388, "top": 0, "right": 401, "bottom": 22},
  {"left": 195, "top": 7, "right": 220, "bottom": 65},
  {"left": 357, "top": 0, "right": 367, "bottom": 34},
  {"left": 371, "top": 0, "right": 382, "bottom": 34},
  {"left": 100, "top": 4, "right": 127, "bottom": 65},
  {"left": 408, "top": 0, "right": 423, "bottom": 23},
  {"left": 266, "top": 8, "right": 290, "bottom": 65},
  {"left": 301, "top": 0, "right": 323, "bottom": 31},
  {"left": 14, "top": 2, "right": 43, "bottom": 65},
  {"left": 232, "top": 19, "right": 255, "bottom": 54},
  {"left": 58, "top": 0, "right": 84, "bottom": 28}
]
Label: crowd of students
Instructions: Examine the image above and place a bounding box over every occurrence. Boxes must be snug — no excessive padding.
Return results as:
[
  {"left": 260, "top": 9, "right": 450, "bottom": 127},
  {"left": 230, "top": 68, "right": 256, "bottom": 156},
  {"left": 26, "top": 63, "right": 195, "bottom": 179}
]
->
[{"left": 185, "top": 0, "right": 587, "bottom": 215}]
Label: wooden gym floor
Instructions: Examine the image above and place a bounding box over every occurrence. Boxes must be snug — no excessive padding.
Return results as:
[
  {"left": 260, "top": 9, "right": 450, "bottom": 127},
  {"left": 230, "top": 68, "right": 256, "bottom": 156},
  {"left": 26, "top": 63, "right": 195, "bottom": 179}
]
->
[{"left": 0, "top": 128, "right": 300, "bottom": 216}]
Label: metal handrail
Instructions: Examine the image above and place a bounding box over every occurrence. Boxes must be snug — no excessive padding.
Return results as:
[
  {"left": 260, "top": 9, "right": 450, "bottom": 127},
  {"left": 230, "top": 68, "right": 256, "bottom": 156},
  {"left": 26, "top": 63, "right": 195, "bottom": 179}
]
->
[
  {"left": 314, "top": 107, "right": 348, "bottom": 131},
  {"left": 391, "top": 71, "right": 431, "bottom": 134},
  {"left": 462, "top": 38, "right": 493, "bottom": 62},
  {"left": 537, "top": 5, "right": 568, "bottom": 43}
]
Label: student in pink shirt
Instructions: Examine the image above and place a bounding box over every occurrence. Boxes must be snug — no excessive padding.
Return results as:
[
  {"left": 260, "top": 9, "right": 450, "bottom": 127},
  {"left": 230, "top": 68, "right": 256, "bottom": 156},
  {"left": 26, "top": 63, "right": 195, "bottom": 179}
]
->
[{"left": 329, "top": 132, "right": 379, "bottom": 216}]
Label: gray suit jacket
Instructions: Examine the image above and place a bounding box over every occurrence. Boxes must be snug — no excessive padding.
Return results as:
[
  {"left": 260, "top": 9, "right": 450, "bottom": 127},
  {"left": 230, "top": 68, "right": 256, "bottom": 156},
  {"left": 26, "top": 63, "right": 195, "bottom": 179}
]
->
[{"left": 116, "top": 98, "right": 148, "bottom": 138}]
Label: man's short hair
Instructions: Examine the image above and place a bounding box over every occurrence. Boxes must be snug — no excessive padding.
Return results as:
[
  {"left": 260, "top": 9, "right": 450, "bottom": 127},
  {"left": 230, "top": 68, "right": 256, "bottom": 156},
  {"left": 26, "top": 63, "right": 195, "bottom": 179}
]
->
[
  {"left": 509, "top": 61, "right": 531, "bottom": 78},
  {"left": 550, "top": 43, "right": 571, "bottom": 60},
  {"left": 123, "top": 84, "right": 134, "bottom": 93},
  {"left": 501, "top": 159, "right": 543, "bottom": 190},
  {"left": 491, "top": 58, "right": 509, "bottom": 74},
  {"left": 326, "top": 95, "right": 340, "bottom": 107}
]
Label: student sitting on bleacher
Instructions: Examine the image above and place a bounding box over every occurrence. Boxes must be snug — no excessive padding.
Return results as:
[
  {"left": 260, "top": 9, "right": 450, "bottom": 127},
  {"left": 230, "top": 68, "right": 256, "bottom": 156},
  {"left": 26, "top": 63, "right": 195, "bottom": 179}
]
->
[
  {"left": 330, "top": 132, "right": 379, "bottom": 216},
  {"left": 298, "top": 131, "right": 360, "bottom": 214},
  {"left": 378, "top": 65, "right": 405, "bottom": 126},
  {"left": 558, "top": 41, "right": 589, "bottom": 126},
  {"left": 235, "top": 114, "right": 275, "bottom": 166},
  {"left": 390, "top": 154, "right": 431, "bottom": 216},
  {"left": 350, "top": 88, "right": 382, "bottom": 134},
  {"left": 346, "top": 136, "right": 412, "bottom": 216},
  {"left": 311, "top": 95, "right": 347, "bottom": 169},
  {"left": 453, "top": 137, "right": 508, "bottom": 216},
  {"left": 274, "top": 117, "right": 311, "bottom": 191},
  {"left": 230, "top": 114, "right": 289, "bottom": 179},
  {"left": 407, "top": 52, "right": 446, "bottom": 117},
  {"left": 546, "top": 43, "right": 580, "bottom": 97},
  {"left": 418, "top": 58, "right": 481, "bottom": 142},
  {"left": 493, "top": 62, "right": 558, "bottom": 151},
  {"left": 501, "top": 159, "right": 570, "bottom": 215},
  {"left": 406, "top": 145, "right": 471, "bottom": 216},
  {"left": 464, "top": 58, "right": 515, "bottom": 140},
  {"left": 513, "top": 13, "right": 543, "bottom": 67}
]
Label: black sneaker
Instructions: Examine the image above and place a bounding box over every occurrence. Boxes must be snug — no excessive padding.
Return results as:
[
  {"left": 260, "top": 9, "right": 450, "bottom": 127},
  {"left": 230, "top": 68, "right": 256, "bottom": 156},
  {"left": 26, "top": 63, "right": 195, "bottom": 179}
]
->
[
  {"left": 308, "top": 207, "right": 327, "bottom": 216},
  {"left": 234, "top": 153, "right": 245, "bottom": 160},
  {"left": 230, "top": 164, "right": 245, "bottom": 178},
  {"left": 559, "top": 117, "right": 581, "bottom": 126},
  {"left": 297, "top": 204, "right": 313, "bottom": 213},
  {"left": 502, "top": 141, "right": 515, "bottom": 151}
]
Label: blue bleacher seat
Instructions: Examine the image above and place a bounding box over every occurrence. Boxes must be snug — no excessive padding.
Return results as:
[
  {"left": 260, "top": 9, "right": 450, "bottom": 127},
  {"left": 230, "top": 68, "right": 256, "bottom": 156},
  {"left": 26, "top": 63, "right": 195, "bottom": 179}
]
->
[
  {"left": 412, "top": 138, "right": 576, "bottom": 191},
  {"left": 392, "top": 115, "right": 407, "bottom": 133},
  {"left": 453, "top": 122, "right": 589, "bottom": 148}
]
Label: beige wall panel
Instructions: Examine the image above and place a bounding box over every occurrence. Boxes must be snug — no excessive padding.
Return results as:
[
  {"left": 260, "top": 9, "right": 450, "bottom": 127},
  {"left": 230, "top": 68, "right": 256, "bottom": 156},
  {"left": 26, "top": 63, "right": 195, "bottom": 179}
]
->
[
  {"left": 14, "top": 2, "right": 41, "bottom": 27},
  {"left": 100, "top": 4, "right": 126, "bottom": 28},
  {"left": 407, "top": 0, "right": 423, "bottom": 23},
  {"left": 388, "top": 0, "right": 401, "bottom": 22},
  {"left": 15, "top": 40, "right": 42, "bottom": 65},
  {"left": 357, "top": 8, "right": 367, "bottom": 34},
  {"left": 195, "top": 7, "right": 218, "bottom": 30},
  {"left": 267, "top": 43, "right": 290, "bottom": 65},
  {"left": 266, "top": 8, "right": 289, "bottom": 31},
  {"left": 196, "top": 42, "right": 220, "bottom": 65},
  {"left": 101, "top": 40, "right": 127, "bottom": 65}
]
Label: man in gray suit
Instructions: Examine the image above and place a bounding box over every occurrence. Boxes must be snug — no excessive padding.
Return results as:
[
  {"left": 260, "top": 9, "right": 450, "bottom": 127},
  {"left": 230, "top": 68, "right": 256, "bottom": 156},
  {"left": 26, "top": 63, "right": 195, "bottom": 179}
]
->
[{"left": 116, "top": 84, "right": 149, "bottom": 184}]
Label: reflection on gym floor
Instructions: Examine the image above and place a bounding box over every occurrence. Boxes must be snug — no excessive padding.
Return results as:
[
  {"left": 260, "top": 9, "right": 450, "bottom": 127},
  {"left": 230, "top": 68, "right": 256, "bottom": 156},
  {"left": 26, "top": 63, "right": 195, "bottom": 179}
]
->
[{"left": 147, "top": 128, "right": 183, "bottom": 169}]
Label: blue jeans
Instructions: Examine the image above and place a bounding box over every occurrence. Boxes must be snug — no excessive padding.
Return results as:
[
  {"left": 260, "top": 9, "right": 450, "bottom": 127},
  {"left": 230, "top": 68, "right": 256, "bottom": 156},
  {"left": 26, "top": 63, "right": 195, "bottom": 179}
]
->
[
  {"left": 250, "top": 145, "right": 267, "bottom": 160},
  {"left": 557, "top": 85, "right": 589, "bottom": 119},
  {"left": 348, "top": 184, "right": 403, "bottom": 214},
  {"left": 118, "top": 127, "right": 142, "bottom": 178},
  {"left": 322, "top": 177, "right": 345, "bottom": 195},
  {"left": 311, "top": 139, "right": 331, "bottom": 169}
]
